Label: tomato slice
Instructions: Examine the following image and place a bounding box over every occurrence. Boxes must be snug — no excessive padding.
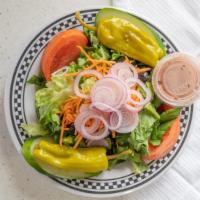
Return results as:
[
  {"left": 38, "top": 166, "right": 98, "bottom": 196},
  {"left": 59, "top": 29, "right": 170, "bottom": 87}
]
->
[
  {"left": 143, "top": 117, "right": 180, "bottom": 160},
  {"left": 41, "top": 29, "right": 88, "bottom": 80},
  {"left": 158, "top": 104, "right": 174, "bottom": 112}
]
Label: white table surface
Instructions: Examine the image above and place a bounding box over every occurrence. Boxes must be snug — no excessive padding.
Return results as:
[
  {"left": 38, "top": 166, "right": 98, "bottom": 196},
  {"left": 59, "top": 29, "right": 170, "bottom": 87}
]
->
[{"left": 1, "top": 1, "right": 200, "bottom": 200}]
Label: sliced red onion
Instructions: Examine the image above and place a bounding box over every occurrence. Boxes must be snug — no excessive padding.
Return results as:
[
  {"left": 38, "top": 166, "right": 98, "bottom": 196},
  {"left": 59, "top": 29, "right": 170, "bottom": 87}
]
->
[
  {"left": 110, "top": 62, "right": 138, "bottom": 82},
  {"left": 111, "top": 106, "right": 139, "bottom": 133},
  {"left": 105, "top": 76, "right": 129, "bottom": 110},
  {"left": 125, "top": 90, "right": 144, "bottom": 112},
  {"left": 75, "top": 110, "right": 100, "bottom": 134},
  {"left": 126, "top": 77, "right": 151, "bottom": 106},
  {"left": 129, "top": 89, "right": 144, "bottom": 101},
  {"left": 52, "top": 66, "right": 69, "bottom": 76},
  {"left": 125, "top": 104, "right": 142, "bottom": 112},
  {"left": 80, "top": 114, "right": 109, "bottom": 140},
  {"left": 91, "top": 76, "right": 128, "bottom": 111},
  {"left": 87, "top": 139, "right": 109, "bottom": 148},
  {"left": 91, "top": 102, "right": 122, "bottom": 130},
  {"left": 91, "top": 86, "right": 116, "bottom": 111},
  {"left": 74, "top": 70, "right": 103, "bottom": 99},
  {"left": 86, "top": 119, "right": 101, "bottom": 133}
]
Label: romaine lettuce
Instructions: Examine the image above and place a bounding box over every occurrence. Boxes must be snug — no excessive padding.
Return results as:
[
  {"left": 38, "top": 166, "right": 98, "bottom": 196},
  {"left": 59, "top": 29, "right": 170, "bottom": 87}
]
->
[
  {"left": 21, "top": 123, "right": 49, "bottom": 136},
  {"left": 35, "top": 73, "right": 74, "bottom": 132},
  {"left": 129, "top": 110, "right": 157, "bottom": 155}
]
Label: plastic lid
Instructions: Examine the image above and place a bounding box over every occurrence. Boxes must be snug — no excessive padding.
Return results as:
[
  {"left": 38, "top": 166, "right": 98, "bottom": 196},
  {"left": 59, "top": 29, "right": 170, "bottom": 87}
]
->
[{"left": 152, "top": 52, "right": 200, "bottom": 106}]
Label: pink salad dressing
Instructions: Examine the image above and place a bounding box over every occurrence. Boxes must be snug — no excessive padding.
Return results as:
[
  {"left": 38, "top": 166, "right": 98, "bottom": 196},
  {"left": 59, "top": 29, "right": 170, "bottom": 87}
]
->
[{"left": 152, "top": 52, "right": 200, "bottom": 106}]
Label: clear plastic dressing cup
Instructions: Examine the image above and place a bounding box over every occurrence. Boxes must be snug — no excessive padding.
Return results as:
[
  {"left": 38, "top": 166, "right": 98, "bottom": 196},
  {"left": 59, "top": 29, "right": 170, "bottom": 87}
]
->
[{"left": 152, "top": 52, "right": 200, "bottom": 106}]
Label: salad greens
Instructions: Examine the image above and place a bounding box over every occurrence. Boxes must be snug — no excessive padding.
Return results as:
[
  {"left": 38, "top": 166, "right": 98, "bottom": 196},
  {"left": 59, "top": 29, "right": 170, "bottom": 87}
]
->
[
  {"left": 160, "top": 107, "right": 182, "bottom": 122},
  {"left": 21, "top": 123, "right": 49, "bottom": 137},
  {"left": 59, "top": 28, "right": 126, "bottom": 77},
  {"left": 21, "top": 8, "right": 182, "bottom": 179},
  {"left": 129, "top": 153, "right": 148, "bottom": 174},
  {"left": 36, "top": 73, "right": 74, "bottom": 131},
  {"left": 150, "top": 120, "right": 174, "bottom": 146},
  {"left": 129, "top": 109, "right": 157, "bottom": 155},
  {"left": 149, "top": 107, "right": 181, "bottom": 146},
  {"left": 27, "top": 74, "right": 46, "bottom": 90},
  {"left": 84, "top": 28, "right": 110, "bottom": 60},
  {"left": 84, "top": 28, "right": 127, "bottom": 62},
  {"left": 152, "top": 95, "right": 163, "bottom": 109},
  {"left": 144, "top": 103, "right": 160, "bottom": 120}
]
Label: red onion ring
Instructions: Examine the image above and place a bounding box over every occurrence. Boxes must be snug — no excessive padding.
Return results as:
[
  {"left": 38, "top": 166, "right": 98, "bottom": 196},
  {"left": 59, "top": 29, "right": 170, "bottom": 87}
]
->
[
  {"left": 91, "top": 86, "right": 116, "bottom": 111},
  {"left": 125, "top": 90, "right": 144, "bottom": 112},
  {"left": 80, "top": 114, "right": 109, "bottom": 140},
  {"left": 126, "top": 77, "right": 151, "bottom": 106},
  {"left": 74, "top": 70, "right": 103, "bottom": 99},
  {"left": 110, "top": 106, "right": 139, "bottom": 133},
  {"left": 110, "top": 62, "right": 138, "bottom": 81},
  {"left": 91, "top": 102, "right": 122, "bottom": 130},
  {"left": 75, "top": 110, "right": 100, "bottom": 134},
  {"left": 91, "top": 76, "right": 128, "bottom": 111}
]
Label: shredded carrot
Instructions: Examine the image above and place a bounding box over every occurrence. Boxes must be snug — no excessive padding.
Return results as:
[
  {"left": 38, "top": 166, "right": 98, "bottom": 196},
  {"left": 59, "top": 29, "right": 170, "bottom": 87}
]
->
[
  {"left": 78, "top": 46, "right": 115, "bottom": 65},
  {"left": 112, "top": 131, "right": 116, "bottom": 138},
  {"left": 124, "top": 56, "right": 131, "bottom": 64},
  {"left": 59, "top": 96, "right": 82, "bottom": 146},
  {"left": 73, "top": 133, "right": 83, "bottom": 149},
  {"left": 124, "top": 56, "right": 134, "bottom": 64},
  {"left": 75, "top": 11, "right": 97, "bottom": 32},
  {"left": 107, "top": 149, "right": 132, "bottom": 160},
  {"left": 63, "top": 44, "right": 116, "bottom": 78},
  {"left": 75, "top": 133, "right": 81, "bottom": 141},
  {"left": 77, "top": 46, "right": 115, "bottom": 75},
  {"left": 131, "top": 94, "right": 140, "bottom": 102},
  {"left": 64, "top": 46, "right": 115, "bottom": 77},
  {"left": 136, "top": 67, "right": 152, "bottom": 74}
]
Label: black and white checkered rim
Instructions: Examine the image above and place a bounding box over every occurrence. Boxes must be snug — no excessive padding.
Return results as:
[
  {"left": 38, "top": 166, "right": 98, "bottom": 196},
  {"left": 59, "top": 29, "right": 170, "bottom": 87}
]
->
[{"left": 9, "top": 9, "right": 193, "bottom": 195}]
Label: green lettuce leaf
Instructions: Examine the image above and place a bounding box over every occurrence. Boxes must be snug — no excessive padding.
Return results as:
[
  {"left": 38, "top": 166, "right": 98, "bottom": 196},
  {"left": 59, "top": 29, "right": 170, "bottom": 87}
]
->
[
  {"left": 21, "top": 123, "right": 49, "bottom": 136},
  {"left": 111, "top": 51, "right": 124, "bottom": 61},
  {"left": 108, "top": 150, "right": 132, "bottom": 170},
  {"left": 83, "top": 27, "right": 99, "bottom": 48},
  {"left": 27, "top": 75, "right": 46, "bottom": 90},
  {"left": 160, "top": 107, "right": 181, "bottom": 122},
  {"left": 151, "top": 95, "right": 162, "bottom": 108},
  {"left": 150, "top": 120, "right": 175, "bottom": 146},
  {"left": 67, "top": 54, "right": 87, "bottom": 73},
  {"left": 144, "top": 103, "right": 160, "bottom": 120},
  {"left": 108, "top": 154, "right": 129, "bottom": 170},
  {"left": 129, "top": 153, "right": 148, "bottom": 174},
  {"left": 35, "top": 73, "right": 74, "bottom": 131},
  {"left": 129, "top": 110, "right": 157, "bottom": 155},
  {"left": 83, "top": 27, "right": 111, "bottom": 60}
]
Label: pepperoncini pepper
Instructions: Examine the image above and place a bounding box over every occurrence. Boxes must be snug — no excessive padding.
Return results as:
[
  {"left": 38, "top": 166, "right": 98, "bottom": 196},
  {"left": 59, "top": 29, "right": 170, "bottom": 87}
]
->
[
  {"left": 33, "top": 140, "right": 108, "bottom": 173},
  {"left": 97, "top": 18, "right": 164, "bottom": 67}
]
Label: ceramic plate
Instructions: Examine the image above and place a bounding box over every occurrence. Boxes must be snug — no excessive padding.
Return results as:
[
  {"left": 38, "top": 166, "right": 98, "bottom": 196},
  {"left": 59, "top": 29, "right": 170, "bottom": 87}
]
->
[{"left": 4, "top": 8, "right": 193, "bottom": 198}]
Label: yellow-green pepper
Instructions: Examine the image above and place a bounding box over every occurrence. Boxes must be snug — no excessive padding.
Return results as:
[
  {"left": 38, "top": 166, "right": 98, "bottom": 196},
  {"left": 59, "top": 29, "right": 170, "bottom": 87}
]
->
[
  {"left": 33, "top": 140, "right": 108, "bottom": 173},
  {"left": 97, "top": 17, "right": 164, "bottom": 67}
]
